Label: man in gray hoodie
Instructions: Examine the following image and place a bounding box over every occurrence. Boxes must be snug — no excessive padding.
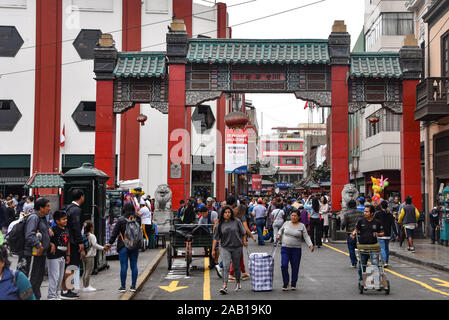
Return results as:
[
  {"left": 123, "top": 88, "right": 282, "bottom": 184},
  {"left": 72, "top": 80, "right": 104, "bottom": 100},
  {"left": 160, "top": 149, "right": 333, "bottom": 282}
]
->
[{"left": 24, "top": 197, "right": 51, "bottom": 300}]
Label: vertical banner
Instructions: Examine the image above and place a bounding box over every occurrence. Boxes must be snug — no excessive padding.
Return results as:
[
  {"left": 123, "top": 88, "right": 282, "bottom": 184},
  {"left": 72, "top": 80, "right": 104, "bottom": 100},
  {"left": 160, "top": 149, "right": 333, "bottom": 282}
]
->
[
  {"left": 225, "top": 128, "right": 248, "bottom": 174},
  {"left": 252, "top": 174, "right": 262, "bottom": 191}
]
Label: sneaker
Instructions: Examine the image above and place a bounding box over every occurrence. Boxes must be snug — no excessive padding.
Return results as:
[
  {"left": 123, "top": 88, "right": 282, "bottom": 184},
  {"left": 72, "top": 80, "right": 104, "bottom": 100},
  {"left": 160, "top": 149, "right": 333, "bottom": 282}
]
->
[
  {"left": 130, "top": 286, "right": 137, "bottom": 292},
  {"left": 227, "top": 275, "right": 236, "bottom": 282},
  {"left": 234, "top": 283, "right": 241, "bottom": 291},
  {"left": 241, "top": 273, "right": 250, "bottom": 281},
  {"left": 282, "top": 285, "right": 289, "bottom": 291},
  {"left": 215, "top": 265, "right": 223, "bottom": 278},
  {"left": 410, "top": 247, "right": 415, "bottom": 253},
  {"left": 291, "top": 286, "right": 296, "bottom": 291},
  {"left": 60, "top": 290, "right": 79, "bottom": 300},
  {"left": 325, "top": 239, "right": 329, "bottom": 243},
  {"left": 352, "top": 264, "right": 357, "bottom": 268},
  {"left": 384, "top": 263, "right": 389, "bottom": 268},
  {"left": 219, "top": 286, "right": 228, "bottom": 295},
  {"left": 83, "top": 286, "right": 97, "bottom": 292},
  {"left": 118, "top": 287, "right": 127, "bottom": 293}
]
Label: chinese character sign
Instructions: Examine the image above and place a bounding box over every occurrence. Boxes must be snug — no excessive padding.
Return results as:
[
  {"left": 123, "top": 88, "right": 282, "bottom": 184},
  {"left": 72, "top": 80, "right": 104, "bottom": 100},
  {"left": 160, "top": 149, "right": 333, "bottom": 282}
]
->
[{"left": 225, "top": 128, "right": 248, "bottom": 174}]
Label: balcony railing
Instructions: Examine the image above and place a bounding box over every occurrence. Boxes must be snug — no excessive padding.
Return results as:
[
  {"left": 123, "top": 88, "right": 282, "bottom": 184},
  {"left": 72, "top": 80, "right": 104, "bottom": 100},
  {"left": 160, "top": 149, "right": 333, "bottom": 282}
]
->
[{"left": 415, "top": 77, "right": 449, "bottom": 121}]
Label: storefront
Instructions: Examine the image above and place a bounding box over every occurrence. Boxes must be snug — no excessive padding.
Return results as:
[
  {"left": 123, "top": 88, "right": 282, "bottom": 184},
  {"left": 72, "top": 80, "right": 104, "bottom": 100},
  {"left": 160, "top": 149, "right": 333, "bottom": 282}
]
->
[
  {"left": 0, "top": 155, "right": 30, "bottom": 197},
  {"left": 191, "top": 156, "right": 214, "bottom": 199}
]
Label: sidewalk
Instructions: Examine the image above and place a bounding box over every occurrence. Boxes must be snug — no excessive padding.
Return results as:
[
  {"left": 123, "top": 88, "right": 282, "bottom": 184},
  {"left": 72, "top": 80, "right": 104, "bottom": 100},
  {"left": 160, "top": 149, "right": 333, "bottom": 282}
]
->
[
  {"left": 11, "top": 247, "right": 166, "bottom": 300},
  {"left": 389, "top": 239, "right": 449, "bottom": 272}
]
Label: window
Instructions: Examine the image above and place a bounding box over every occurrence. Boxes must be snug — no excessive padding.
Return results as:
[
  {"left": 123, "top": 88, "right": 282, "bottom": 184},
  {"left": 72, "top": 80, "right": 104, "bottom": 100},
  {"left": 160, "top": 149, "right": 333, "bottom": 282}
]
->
[
  {"left": 281, "top": 142, "right": 301, "bottom": 151},
  {"left": 263, "top": 141, "right": 279, "bottom": 151},
  {"left": 192, "top": 105, "right": 215, "bottom": 134},
  {"left": 0, "top": 100, "right": 22, "bottom": 131},
  {"left": 72, "top": 101, "right": 96, "bottom": 131},
  {"left": 366, "top": 108, "right": 401, "bottom": 138},
  {"left": 382, "top": 13, "right": 413, "bottom": 36},
  {"left": 0, "top": 26, "right": 24, "bottom": 57},
  {"left": 266, "top": 156, "right": 280, "bottom": 165},
  {"left": 442, "top": 31, "right": 449, "bottom": 77},
  {"left": 72, "top": 0, "right": 113, "bottom": 12},
  {"left": 73, "top": 29, "right": 102, "bottom": 60},
  {"left": 282, "top": 157, "right": 300, "bottom": 165},
  {"left": 145, "top": 0, "right": 168, "bottom": 14}
]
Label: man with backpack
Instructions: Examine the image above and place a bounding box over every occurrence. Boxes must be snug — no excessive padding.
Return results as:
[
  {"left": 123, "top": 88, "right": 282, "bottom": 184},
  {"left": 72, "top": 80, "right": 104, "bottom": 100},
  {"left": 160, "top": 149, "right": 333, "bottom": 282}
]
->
[
  {"left": 23, "top": 197, "right": 51, "bottom": 300},
  {"left": 104, "top": 201, "right": 142, "bottom": 293},
  {"left": 61, "top": 189, "right": 85, "bottom": 300}
]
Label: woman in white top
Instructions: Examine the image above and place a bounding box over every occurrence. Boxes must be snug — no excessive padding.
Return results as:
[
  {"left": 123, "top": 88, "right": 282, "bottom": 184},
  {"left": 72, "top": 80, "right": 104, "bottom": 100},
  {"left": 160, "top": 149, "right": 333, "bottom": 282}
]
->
[
  {"left": 137, "top": 198, "right": 153, "bottom": 251},
  {"left": 319, "top": 196, "right": 330, "bottom": 243},
  {"left": 271, "top": 202, "right": 286, "bottom": 246}
]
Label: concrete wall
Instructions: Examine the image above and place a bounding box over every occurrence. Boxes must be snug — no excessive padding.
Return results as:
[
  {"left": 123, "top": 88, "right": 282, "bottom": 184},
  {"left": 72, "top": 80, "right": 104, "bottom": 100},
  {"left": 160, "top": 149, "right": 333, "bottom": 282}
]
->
[{"left": 429, "top": 10, "right": 449, "bottom": 77}]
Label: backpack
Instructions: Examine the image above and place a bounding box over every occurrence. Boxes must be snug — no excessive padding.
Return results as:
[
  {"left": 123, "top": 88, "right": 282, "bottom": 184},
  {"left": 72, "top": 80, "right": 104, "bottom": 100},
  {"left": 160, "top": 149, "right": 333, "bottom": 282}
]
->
[
  {"left": 5, "top": 217, "right": 28, "bottom": 255},
  {"left": 120, "top": 216, "right": 143, "bottom": 251},
  {"left": 284, "top": 205, "right": 293, "bottom": 221},
  {"left": 81, "top": 234, "right": 90, "bottom": 255}
]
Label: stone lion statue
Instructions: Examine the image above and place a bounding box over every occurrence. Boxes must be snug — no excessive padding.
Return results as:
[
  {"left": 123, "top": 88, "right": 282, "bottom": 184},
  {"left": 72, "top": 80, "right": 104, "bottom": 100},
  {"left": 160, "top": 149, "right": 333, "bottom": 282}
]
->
[
  {"left": 153, "top": 184, "right": 172, "bottom": 234},
  {"left": 341, "top": 184, "right": 359, "bottom": 213},
  {"left": 155, "top": 184, "right": 172, "bottom": 212}
]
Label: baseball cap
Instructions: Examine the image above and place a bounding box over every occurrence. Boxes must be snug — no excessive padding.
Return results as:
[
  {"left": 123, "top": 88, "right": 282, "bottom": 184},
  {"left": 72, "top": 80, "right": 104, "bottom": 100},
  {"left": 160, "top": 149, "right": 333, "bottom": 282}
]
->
[
  {"left": 207, "top": 197, "right": 213, "bottom": 202},
  {"left": 139, "top": 198, "right": 146, "bottom": 205}
]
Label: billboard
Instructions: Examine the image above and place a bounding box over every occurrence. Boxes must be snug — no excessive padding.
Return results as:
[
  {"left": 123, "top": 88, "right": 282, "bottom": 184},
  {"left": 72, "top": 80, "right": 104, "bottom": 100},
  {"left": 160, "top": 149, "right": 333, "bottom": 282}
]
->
[{"left": 225, "top": 128, "right": 248, "bottom": 174}]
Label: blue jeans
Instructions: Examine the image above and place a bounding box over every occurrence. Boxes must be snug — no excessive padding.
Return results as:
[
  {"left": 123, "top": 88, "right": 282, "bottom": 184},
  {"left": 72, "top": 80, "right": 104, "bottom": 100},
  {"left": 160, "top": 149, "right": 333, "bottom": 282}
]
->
[
  {"left": 378, "top": 239, "right": 390, "bottom": 263},
  {"left": 280, "top": 247, "right": 302, "bottom": 287},
  {"left": 358, "top": 252, "right": 379, "bottom": 281},
  {"left": 347, "top": 234, "right": 357, "bottom": 266},
  {"left": 256, "top": 218, "right": 266, "bottom": 244},
  {"left": 118, "top": 247, "right": 139, "bottom": 288}
]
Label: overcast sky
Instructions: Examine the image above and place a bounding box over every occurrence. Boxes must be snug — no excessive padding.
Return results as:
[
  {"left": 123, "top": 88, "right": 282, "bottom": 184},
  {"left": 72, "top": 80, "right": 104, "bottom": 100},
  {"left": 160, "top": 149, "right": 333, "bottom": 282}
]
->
[{"left": 197, "top": 0, "right": 365, "bottom": 135}]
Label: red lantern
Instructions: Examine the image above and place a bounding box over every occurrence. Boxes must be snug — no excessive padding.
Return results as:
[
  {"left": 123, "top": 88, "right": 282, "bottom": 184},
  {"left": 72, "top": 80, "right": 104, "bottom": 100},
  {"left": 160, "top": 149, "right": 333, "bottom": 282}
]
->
[
  {"left": 224, "top": 111, "right": 249, "bottom": 129},
  {"left": 137, "top": 113, "right": 148, "bottom": 126},
  {"left": 368, "top": 116, "right": 379, "bottom": 126}
]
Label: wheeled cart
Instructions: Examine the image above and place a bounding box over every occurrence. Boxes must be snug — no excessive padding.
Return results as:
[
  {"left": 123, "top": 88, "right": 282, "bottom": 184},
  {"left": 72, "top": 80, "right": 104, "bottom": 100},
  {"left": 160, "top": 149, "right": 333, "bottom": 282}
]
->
[{"left": 355, "top": 242, "right": 390, "bottom": 295}]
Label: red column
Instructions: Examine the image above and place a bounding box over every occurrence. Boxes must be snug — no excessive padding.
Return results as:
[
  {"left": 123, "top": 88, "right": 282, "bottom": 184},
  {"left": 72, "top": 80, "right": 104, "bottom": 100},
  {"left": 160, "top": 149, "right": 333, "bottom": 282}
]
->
[
  {"left": 215, "top": 2, "right": 227, "bottom": 201},
  {"left": 173, "top": 0, "right": 192, "bottom": 36},
  {"left": 330, "top": 65, "right": 349, "bottom": 211},
  {"left": 167, "top": 65, "right": 188, "bottom": 207},
  {"left": 119, "top": 0, "right": 141, "bottom": 181},
  {"left": 33, "top": 0, "right": 62, "bottom": 194},
  {"left": 95, "top": 81, "right": 116, "bottom": 186},
  {"left": 401, "top": 80, "right": 422, "bottom": 210}
]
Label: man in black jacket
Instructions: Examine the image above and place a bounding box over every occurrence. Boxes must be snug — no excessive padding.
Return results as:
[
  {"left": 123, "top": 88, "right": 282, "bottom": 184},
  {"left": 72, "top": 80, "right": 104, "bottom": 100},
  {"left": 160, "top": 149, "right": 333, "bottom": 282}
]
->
[
  {"left": 341, "top": 200, "right": 363, "bottom": 268},
  {"left": 24, "top": 197, "right": 51, "bottom": 300},
  {"left": 430, "top": 206, "right": 441, "bottom": 244},
  {"left": 61, "top": 189, "right": 85, "bottom": 300},
  {"left": 374, "top": 200, "right": 398, "bottom": 267}
]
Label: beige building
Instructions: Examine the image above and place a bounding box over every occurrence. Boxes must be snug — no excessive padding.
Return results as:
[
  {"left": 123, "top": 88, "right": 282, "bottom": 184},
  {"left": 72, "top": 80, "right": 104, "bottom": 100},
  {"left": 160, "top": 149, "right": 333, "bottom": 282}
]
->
[{"left": 408, "top": 0, "right": 449, "bottom": 224}]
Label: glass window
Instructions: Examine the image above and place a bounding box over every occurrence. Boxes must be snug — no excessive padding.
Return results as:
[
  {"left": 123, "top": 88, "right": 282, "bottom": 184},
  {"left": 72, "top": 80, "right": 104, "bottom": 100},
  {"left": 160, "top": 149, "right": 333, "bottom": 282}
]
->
[
  {"left": 443, "top": 32, "right": 449, "bottom": 77},
  {"left": 281, "top": 142, "right": 301, "bottom": 151},
  {"left": 263, "top": 141, "right": 279, "bottom": 151},
  {"left": 282, "top": 157, "right": 300, "bottom": 165},
  {"left": 382, "top": 13, "right": 413, "bottom": 36}
]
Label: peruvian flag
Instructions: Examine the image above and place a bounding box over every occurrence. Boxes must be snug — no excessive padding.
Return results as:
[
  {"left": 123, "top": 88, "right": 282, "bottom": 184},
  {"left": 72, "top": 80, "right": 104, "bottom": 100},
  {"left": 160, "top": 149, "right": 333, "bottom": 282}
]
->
[
  {"left": 60, "top": 124, "right": 65, "bottom": 148},
  {"left": 303, "top": 101, "right": 309, "bottom": 109}
]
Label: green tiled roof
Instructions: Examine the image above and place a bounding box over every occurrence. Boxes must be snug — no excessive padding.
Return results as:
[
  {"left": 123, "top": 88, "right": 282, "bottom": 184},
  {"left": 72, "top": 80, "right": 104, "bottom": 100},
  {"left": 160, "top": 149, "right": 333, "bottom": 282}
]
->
[
  {"left": 186, "top": 39, "right": 329, "bottom": 64},
  {"left": 113, "top": 52, "right": 166, "bottom": 78},
  {"left": 25, "top": 174, "right": 65, "bottom": 189},
  {"left": 350, "top": 53, "right": 402, "bottom": 78}
]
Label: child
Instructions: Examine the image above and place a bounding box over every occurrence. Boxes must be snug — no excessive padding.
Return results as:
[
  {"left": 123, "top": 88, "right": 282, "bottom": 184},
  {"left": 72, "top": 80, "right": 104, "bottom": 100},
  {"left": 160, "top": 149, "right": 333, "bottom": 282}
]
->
[
  {"left": 82, "top": 220, "right": 104, "bottom": 292},
  {"left": 47, "top": 210, "right": 70, "bottom": 300}
]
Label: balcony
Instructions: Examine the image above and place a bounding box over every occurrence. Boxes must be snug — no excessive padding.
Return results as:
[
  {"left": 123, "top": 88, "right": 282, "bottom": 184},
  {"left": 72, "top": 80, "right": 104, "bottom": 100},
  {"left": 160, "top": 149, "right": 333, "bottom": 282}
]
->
[{"left": 415, "top": 77, "right": 449, "bottom": 121}]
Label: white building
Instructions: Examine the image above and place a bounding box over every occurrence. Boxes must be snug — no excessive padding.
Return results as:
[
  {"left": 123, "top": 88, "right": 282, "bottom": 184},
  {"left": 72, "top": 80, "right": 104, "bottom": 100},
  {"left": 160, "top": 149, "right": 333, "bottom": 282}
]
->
[{"left": 0, "top": 0, "right": 236, "bottom": 199}]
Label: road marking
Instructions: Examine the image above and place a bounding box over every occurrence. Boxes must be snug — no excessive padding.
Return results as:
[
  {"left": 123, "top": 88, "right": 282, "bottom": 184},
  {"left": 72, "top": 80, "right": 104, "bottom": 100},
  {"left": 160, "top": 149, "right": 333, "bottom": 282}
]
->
[
  {"left": 159, "top": 280, "right": 189, "bottom": 293},
  {"left": 431, "top": 278, "right": 449, "bottom": 288},
  {"left": 203, "top": 258, "right": 211, "bottom": 300},
  {"left": 323, "top": 243, "right": 449, "bottom": 297}
]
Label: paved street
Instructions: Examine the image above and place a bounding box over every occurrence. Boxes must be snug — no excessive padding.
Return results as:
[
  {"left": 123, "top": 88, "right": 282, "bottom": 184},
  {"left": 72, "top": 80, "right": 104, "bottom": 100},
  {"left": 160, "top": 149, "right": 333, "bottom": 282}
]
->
[{"left": 136, "top": 239, "right": 449, "bottom": 300}]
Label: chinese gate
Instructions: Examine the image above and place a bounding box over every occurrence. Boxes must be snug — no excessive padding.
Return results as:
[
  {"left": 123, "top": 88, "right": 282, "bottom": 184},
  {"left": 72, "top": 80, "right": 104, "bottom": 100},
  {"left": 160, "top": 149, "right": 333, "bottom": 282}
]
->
[{"left": 92, "top": 20, "right": 422, "bottom": 211}]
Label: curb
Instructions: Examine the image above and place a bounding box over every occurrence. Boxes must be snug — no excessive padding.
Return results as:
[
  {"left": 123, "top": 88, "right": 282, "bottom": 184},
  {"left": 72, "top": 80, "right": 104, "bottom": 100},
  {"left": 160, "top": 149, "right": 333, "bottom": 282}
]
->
[
  {"left": 121, "top": 247, "right": 167, "bottom": 300},
  {"left": 389, "top": 250, "right": 449, "bottom": 273}
]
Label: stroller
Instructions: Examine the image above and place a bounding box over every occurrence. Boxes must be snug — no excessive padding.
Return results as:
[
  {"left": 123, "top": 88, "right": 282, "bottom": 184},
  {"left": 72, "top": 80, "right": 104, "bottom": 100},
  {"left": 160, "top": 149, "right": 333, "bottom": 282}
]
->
[{"left": 355, "top": 241, "right": 390, "bottom": 295}]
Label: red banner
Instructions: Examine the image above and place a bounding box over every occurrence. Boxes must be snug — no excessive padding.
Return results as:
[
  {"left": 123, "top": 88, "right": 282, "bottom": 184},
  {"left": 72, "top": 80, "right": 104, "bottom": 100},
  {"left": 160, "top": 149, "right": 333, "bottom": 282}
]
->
[{"left": 252, "top": 174, "right": 262, "bottom": 191}]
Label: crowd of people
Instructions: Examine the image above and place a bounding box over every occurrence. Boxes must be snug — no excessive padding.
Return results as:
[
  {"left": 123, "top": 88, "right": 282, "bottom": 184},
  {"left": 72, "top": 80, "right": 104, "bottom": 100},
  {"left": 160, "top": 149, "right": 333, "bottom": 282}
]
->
[
  {"left": 0, "top": 190, "right": 156, "bottom": 300},
  {"left": 0, "top": 188, "right": 427, "bottom": 299}
]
